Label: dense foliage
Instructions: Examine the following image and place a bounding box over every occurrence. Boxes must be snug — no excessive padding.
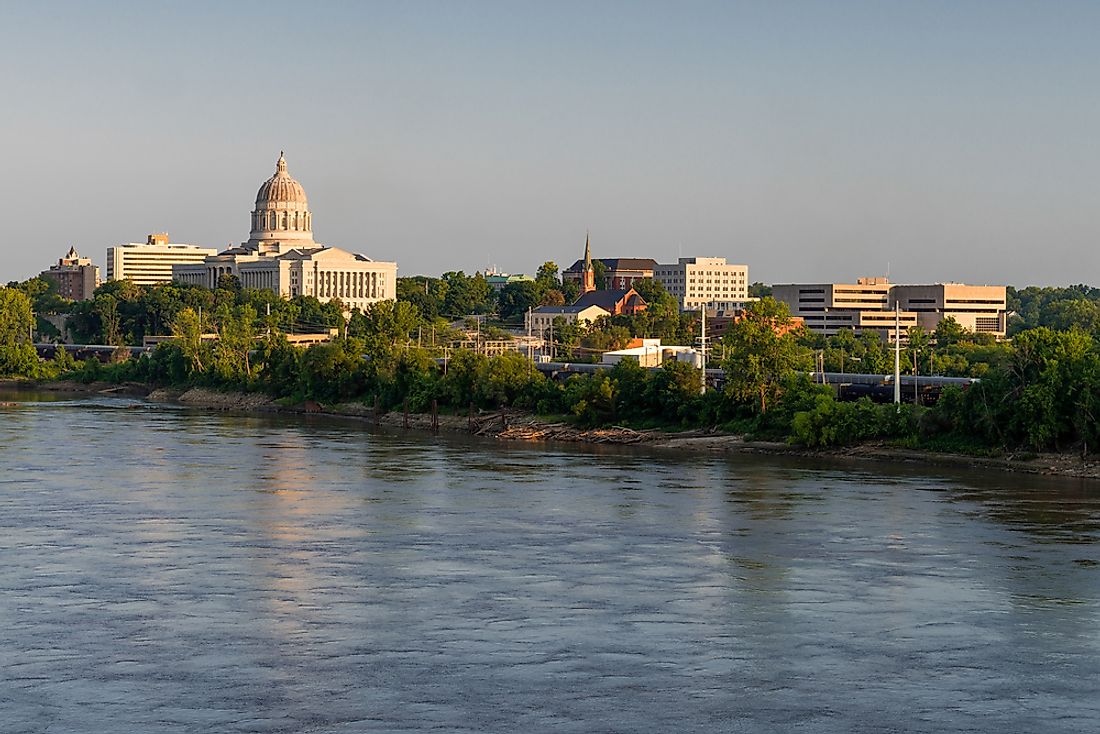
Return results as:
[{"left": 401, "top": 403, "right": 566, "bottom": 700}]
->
[{"left": 9, "top": 273, "right": 1100, "bottom": 458}]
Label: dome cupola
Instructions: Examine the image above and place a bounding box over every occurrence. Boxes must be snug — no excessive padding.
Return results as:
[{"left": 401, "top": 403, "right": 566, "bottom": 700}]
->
[
  {"left": 255, "top": 153, "right": 309, "bottom": 207},
  {"left": 248, "top": 152, "right": 314, "bottom": 248}
]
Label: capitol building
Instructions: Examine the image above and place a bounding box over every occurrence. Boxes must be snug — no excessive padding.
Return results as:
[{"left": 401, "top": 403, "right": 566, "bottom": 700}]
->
[{"left": 173, "top": 154, "right": 396, "bottom": 310}]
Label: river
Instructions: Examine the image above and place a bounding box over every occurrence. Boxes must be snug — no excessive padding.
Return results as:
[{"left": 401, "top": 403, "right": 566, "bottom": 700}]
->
[{"left": 1, "top": 393, "right": 1098, "bottom": 733}]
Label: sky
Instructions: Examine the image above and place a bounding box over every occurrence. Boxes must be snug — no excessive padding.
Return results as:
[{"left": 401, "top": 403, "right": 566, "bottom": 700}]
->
[{"left": 2, "top": 1, "right": 1099, "bottom": 287}]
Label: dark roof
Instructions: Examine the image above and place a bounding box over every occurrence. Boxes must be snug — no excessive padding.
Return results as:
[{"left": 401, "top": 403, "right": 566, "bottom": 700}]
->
[
  {"left": 572, "top": 289, "right": 647, "bottom": 310},
  {"left": 563, "top": 257, "right": 659, "bottom": 273},
  {"left": 599, "top": 258, "right": 659, "bottom": 271}
]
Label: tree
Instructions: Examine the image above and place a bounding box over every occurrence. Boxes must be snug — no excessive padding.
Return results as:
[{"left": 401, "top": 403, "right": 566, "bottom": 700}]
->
[
  {"left": 498, "top": 281, "right": 543, "bottom": 321},
  {"left": 0, "top": 287, "right": 34, "bottom": 346},
  {"left": 721, "top": 297, "right": 808, "bottom": 413},
  {"left": 211, "top": 305, "right": 257, "bottom": 382},
  {"left": 397, "top": 276, "right": 444, "bottom": 320},
  {"left": 541, "top": 289, "right": 566, "bottom": 307},
  {"left": 592, "top": 260, "right": 609, "bottom": 290},
  {"left": 748, "top": 282, "right": 772, "bottom": 298},
  {"left": 441, "top": 271, "right": 492, "bottom": 316},
  {"left": 934, "top": 316, "right": 968, "bottom": 348},
  {"left": 216, "top": 273, "right": 242, "bottom": 293},
  {"left": 96, "top": 296, "right": 123, "bottom": 346},
  {"left": 169, "top": 307, "right": 209, "bottom": 374},
  {"left": 535, "top": 262, "right": 560, "bottom": 292},
  {"left": 1043, "top": 299, "right": 1100, "bottom": 333},
  {"left": 350, "top": 299, "right": 420, "bottom": 380}
]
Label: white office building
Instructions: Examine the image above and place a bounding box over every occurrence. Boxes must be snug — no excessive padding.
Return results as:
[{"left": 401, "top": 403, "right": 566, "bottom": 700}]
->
[
  {"left": 106, "top": 234, "right": 217, "bottom": 286},
  {"left": 653, "top": 257, "right": 749, "bottom": 311}
]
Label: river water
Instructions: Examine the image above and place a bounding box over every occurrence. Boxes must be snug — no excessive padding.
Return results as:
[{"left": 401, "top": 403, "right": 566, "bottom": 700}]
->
[{"left": 0, "top": 394, "right": 1098, "bottom": 733}]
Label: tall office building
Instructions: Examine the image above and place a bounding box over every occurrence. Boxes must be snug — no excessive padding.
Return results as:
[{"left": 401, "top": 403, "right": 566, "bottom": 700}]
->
[
  {"left": 106, "top": 233, "right": 217, "bottom": 286},
  {"left": 653, "top": 257, "right": 749, "bottom": 311}
]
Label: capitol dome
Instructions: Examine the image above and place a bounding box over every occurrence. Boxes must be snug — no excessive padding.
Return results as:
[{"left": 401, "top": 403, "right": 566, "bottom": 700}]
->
[
  {"left": 255, "top": 153, "right": 309, "bottom": 206},
  {"left": 248, "top": 152, "right": 314, "bottom": 247}
]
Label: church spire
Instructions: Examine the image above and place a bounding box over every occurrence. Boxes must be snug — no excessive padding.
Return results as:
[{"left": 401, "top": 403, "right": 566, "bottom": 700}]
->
[{"left": 581, "top": 231, "right": 595, "bottom": 293}]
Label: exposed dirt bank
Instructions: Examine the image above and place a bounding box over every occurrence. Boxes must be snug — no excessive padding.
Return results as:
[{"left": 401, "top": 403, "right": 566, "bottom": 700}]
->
[
  {"left": 8, "top": 381, "right": 1100, "bottom": 481},
  {"left": 0, "top": 379, "right": 152, "bottom": 397},
  {"left": 153, "top": 388, "right": 1100, "bottom": 480}
]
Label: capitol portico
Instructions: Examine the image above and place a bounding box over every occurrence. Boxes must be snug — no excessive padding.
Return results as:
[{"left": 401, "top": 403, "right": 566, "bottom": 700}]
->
[{"left": 173, "top": 154, "right": 397, "bottom": 310}]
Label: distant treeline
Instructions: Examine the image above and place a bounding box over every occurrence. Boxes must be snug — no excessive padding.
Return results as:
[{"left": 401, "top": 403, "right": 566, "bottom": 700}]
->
[{"left": 4, "top": 278, "right": 1100, "bottom": 457}]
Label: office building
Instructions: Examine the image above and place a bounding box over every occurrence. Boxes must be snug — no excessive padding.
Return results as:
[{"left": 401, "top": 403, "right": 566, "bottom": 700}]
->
[
  {"left": 653, "top": 257, "right": 749, "bottom": 311},
  {"left": 40, "top": 247, "right": 99, "bottom": 300},
  {"left": 773, "top": 278, "right": 1007, "bottom": 340},
  {"left": 107, "top": 234, "right": 217, "bottom": 286}
]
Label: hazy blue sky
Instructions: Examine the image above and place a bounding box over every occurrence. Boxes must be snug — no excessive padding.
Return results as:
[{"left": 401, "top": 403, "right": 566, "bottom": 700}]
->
[{"left": 3, "top": 1, "right": 1099, "bottom": 286}]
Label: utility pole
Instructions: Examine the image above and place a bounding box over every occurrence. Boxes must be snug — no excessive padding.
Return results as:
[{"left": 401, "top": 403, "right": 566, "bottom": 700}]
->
[
  {"left": 893, "top": 303, "right": 901, "bottom": 405},
  {"left": 700, "top": 305, "right": 707, "bottom": 395},
  {"left": 913, "top": 346, "right": 919, "bottom": 405}
]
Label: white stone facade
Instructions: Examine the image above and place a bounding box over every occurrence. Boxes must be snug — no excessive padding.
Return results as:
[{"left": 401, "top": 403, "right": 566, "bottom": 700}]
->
[{"left": 173, "top": 154, "right": 397, "bottom": 309}]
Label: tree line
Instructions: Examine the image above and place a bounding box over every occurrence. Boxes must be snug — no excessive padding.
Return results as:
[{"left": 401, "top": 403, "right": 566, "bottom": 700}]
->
[{"left": 5, "top": 276, "right": 1100, "bottom": 458}]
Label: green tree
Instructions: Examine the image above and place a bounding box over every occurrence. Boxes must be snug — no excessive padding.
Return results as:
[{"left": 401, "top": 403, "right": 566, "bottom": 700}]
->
[
  {"left": 748, "top": 282, "right": 772, "bottom": 298},
  {"left": 592, "top": 260, "right": 609, "bottom": 290},
  {"left": 211, "top": 305, "right": 258, "bottom": 382},
  {"left": 169, "top": 307, "right": 209, "bottom": 374},
  {"left": 722, "top": 297, "right": 808, "bottom": 413},
  {"left": 0, "top": 287, "right": 35, "bottom": 346},
  {"left": 441, "top": 271, "right": 492, "bottom": 316},
  {"left": 397, "top": 276, "right": 444, "bottom": 320},
  {"left": 535, "top": 262, "right": 560, "bottom": 291},
  {"left": 498, "top": 281, "right": 543, "bottom": 321},
  {"left": 933, "top": 316, "right": 968, "bottom": 348}
]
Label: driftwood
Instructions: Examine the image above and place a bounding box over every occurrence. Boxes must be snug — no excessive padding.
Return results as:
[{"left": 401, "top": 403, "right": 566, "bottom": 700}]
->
[{"left": 495, "top": 420, "right": 655, "bottom": 444}]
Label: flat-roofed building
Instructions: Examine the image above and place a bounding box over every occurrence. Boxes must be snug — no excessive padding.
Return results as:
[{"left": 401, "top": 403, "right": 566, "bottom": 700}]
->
[
  {"left": 107, "top": 233, "right": 217, "bottom": 286},
  {"left": 773, "top": 277, "right": 1007, "bottom": 340},
  {"left": 653, "top": 257, "right": 749, "bottom": 311},
  {"left": 40, "top": 247, "right": 99, "bottom": 300},
  {"left": 890, "top": 283, "right": 1007, "bottom": 336}
]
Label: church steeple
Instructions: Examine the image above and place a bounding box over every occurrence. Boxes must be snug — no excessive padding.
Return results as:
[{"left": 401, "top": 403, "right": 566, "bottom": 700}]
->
[{"left": 581, "top": 231, "right": 595, "bottom": 293}]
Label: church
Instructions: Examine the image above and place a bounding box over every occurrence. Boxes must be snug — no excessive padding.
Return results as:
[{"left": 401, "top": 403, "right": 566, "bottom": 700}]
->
[{"left": 173, "top": 154, "right": 397, "bottom": 311}]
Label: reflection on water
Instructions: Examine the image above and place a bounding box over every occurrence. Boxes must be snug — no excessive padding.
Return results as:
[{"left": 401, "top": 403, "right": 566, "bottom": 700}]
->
[{"left": 0, "top": 395, "right": 1098, "bottom": 733}]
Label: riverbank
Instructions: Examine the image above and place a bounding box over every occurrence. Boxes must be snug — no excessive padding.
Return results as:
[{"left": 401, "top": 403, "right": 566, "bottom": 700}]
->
[
  {"left": 0, "top": 378, "right": 153, "bottom": 397},
  {"left": 146, "top": 385, "right": 1100, "bottom": 481},
  {"left": 6, "top": 380, "right": 1100, "bottom": 480}
]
